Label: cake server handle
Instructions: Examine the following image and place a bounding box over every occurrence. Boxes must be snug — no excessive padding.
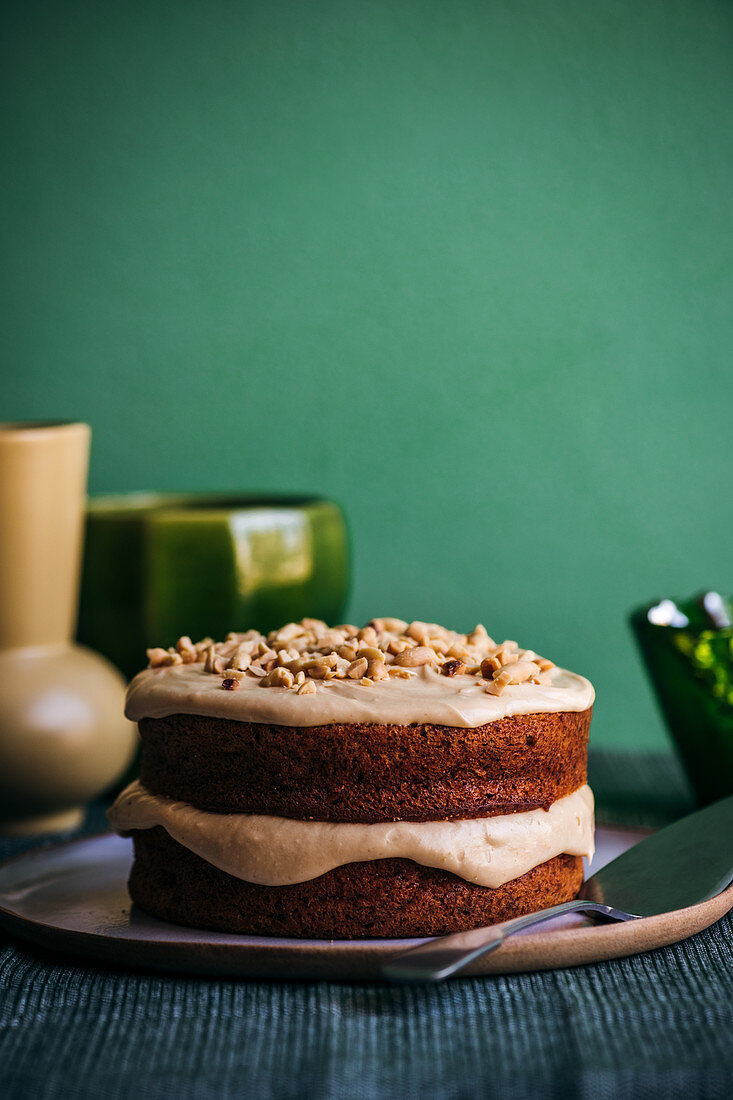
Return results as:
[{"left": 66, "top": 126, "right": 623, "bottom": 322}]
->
[{"left": 381, "top": 900, "right": 633, "bottom": 983}]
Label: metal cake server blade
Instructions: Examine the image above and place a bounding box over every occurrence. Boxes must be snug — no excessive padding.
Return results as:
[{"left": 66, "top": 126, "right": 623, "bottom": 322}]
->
[{"left": 382, "top": 794, "right": 733, "bottom": 983}]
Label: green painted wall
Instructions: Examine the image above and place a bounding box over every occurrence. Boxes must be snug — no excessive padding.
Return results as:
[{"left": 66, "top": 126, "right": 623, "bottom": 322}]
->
[{"left": 3, "top": 0, "right": 732, "bottom": 750}]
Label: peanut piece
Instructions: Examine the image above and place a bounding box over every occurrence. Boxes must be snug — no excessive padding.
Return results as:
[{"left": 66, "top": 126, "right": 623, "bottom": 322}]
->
[
  {"left": 367, "top": 659, "right": 390, "bottom": 682},
  {"left": 393, "top": 646, "right": 437, "bottom": 668},
  {"left": 261, "top": 666, "right": 295, "bottom": 688},
  {"left": 495, "top": 660, "right": 539, "bottom": 684},
  {"left": 480, "top": 656, "right": 501, "bottom": 678},
  {"left": 467, "top": 624, "right": 495, "bottom": 648},
  {"left": 485, "top": 679, "right": 507, "bottom": 696},
  {"left": 406, "top": 621, "right": 431, "bottom": 645},
  {"left": 175, "top": 636, "right": 198, "bottom": 662},
  {"left": 357, "top": 646, "right": 384, "bottom": 663},
  {"left": 380, "top": 617, "right": 408, "bottom": 633},
  {"left": 147, "top": 647, "right": 173, "bottom": 668}
]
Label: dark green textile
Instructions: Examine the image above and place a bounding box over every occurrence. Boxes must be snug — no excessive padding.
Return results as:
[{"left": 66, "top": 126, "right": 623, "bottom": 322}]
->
[{"left": 0, "top": 752, "right": 730, "bottom": 1100}]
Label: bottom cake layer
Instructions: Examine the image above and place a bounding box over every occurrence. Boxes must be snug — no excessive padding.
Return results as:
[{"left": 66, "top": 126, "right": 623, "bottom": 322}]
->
[{"left": 130, "top": 827, "right": 585, "bottom": 938}]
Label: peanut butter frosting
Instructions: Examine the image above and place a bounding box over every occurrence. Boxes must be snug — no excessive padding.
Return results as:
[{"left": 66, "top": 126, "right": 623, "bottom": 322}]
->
[
  {"left": 127, "top": 661, "right": 593, "bottom": 727},
  {"left": 108, "top": 782, "right": 595, "bottom": 888},
  {"left": 127, "top": 618, "right": 595, "bottom": 728}
]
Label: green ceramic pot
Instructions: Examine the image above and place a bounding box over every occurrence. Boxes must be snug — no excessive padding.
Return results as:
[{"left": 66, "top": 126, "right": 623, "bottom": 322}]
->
[
  {"left": 77, "top": 493, "right": 349, "bottom": 680},
  {"left": 630, "top": 595, "right": 733, "bottom": 806}
]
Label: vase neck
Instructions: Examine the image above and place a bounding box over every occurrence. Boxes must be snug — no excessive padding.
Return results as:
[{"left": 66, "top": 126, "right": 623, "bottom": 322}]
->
[{"left": 0, "top": 423, "right": 91, "bottom": 650}]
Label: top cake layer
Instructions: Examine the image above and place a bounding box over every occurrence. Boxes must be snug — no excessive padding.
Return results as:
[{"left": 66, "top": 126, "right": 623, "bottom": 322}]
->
[{"left": 126, "top": 617, "right": 594, "bottom": 729}]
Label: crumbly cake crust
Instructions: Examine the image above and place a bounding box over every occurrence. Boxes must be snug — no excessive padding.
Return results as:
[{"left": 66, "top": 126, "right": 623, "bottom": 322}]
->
[
  {"left": 138, "top": 707, "right": 592, "bottom": 823},
  {"left": 130, "top": 827, "right": 585, "bottom": 939}
]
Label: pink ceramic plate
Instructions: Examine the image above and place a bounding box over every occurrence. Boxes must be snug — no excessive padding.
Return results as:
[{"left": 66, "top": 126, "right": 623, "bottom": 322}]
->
[{"left": 0, "top": 827, "right": 731, "bottom": 980}]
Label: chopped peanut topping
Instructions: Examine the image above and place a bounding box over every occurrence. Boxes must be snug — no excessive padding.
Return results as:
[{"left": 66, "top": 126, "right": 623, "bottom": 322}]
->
[{"left": 146, "top": 618, "right": 557, "bottom": 697}]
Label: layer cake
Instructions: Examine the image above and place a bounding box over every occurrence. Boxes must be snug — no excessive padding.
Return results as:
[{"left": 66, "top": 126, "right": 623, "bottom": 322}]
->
[{"left": 108, "top": 618, "right": 595, "bottom": 938}]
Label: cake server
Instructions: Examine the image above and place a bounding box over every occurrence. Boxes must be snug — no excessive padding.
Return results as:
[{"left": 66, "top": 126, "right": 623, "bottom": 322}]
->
[{"left": 382, "top": 793, "right": 733, "bottom": 982}]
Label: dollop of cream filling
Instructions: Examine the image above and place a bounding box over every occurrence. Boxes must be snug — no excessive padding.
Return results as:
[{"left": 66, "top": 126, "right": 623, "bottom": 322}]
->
[{"left": 108, "top": 782, "right": 595, "bottom": 889}]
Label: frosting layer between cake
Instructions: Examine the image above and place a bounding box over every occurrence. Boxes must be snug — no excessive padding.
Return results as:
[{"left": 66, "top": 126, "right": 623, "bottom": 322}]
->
[
  {"left": 126, "top": 663, "right": 594, "bottom": 729},
  {"left": 108, "top": 782, "right": 595, "bottom": 888}
]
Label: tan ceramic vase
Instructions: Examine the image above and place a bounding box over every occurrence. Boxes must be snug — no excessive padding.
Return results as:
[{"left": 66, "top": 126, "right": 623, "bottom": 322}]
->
[{"left": 0, "top": 423, "right": 136, "bottom": 835}]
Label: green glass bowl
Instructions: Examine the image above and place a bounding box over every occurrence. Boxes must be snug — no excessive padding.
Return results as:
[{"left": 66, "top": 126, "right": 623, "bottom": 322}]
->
[
  {"left": 630, "top": 596, "right": 733, "bottom": 805},
  {"left": 77, "top": 493, "right": 349, "bottom": 680}
]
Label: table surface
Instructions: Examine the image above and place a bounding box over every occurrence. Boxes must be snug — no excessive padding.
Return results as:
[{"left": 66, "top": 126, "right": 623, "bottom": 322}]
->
[{"left": 1, "top": 749, "right": 731, "bottom": 1100}]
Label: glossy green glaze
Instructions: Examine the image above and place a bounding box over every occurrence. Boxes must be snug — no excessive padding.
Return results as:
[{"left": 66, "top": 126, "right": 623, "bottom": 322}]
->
[{"left": 77, "top": 495, "right": 349, "bottom": 679}]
